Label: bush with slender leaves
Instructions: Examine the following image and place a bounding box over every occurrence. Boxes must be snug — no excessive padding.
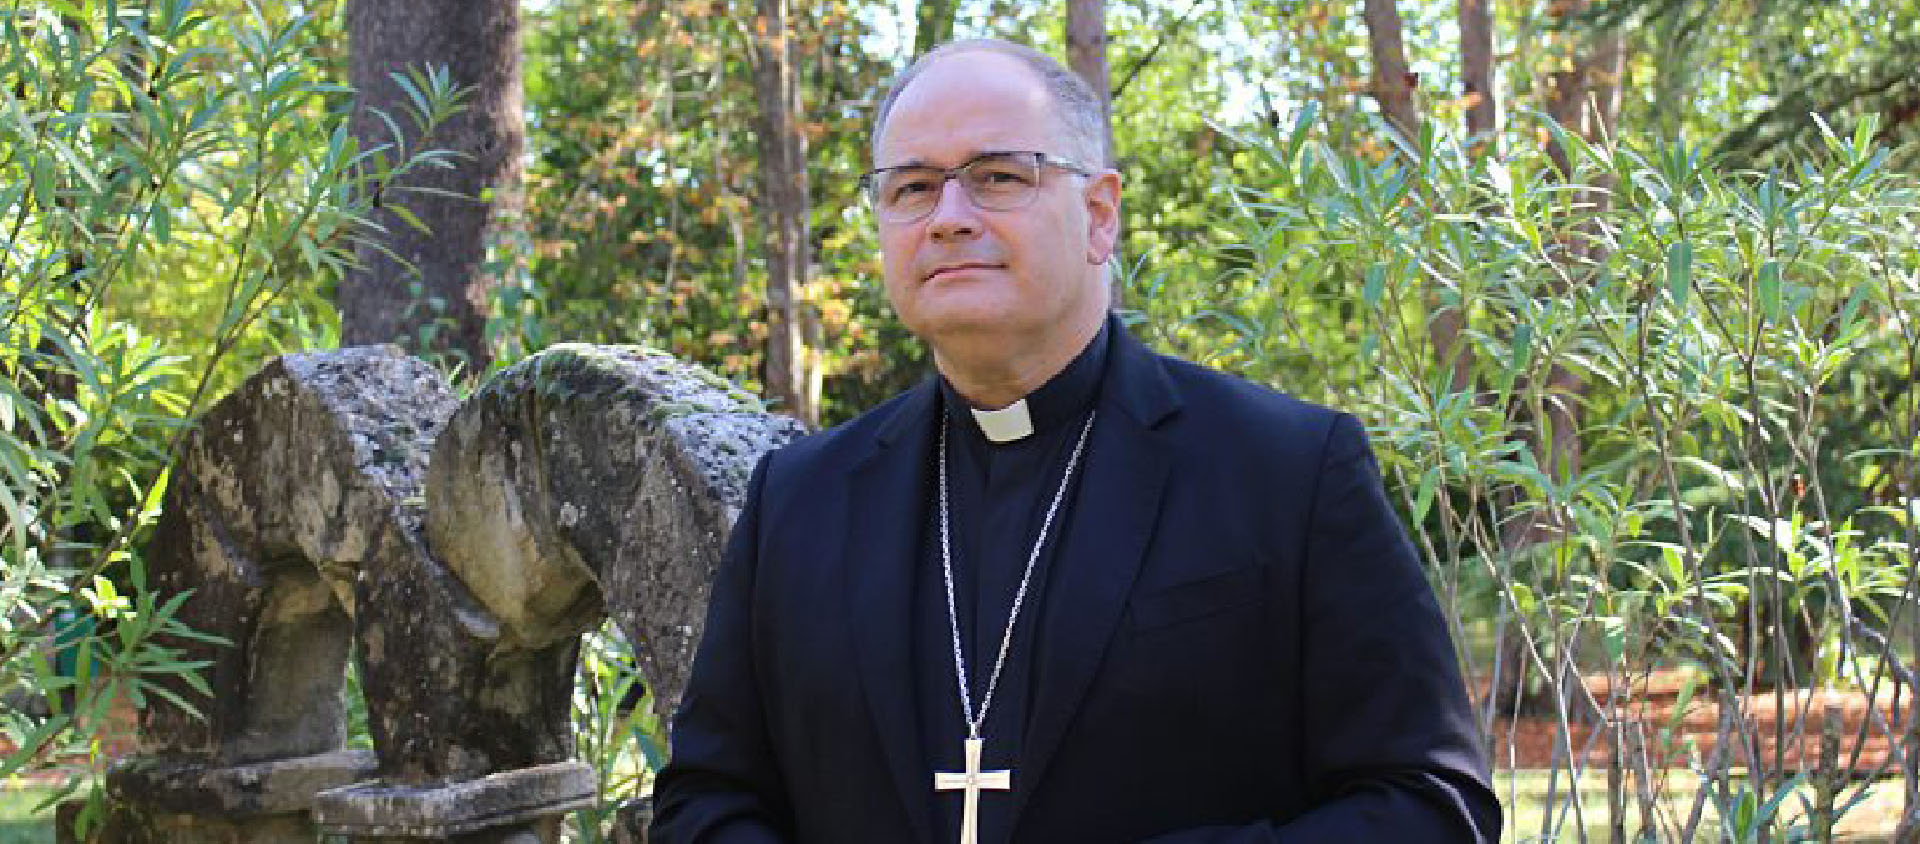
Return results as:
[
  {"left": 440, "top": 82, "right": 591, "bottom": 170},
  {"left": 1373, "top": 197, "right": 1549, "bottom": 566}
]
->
[
  {"left": 0, "top": 0, "right": 462, "bottom": 826},
  {"left": 1128, "top": 107, "right": 1919, "bottom": 840}
]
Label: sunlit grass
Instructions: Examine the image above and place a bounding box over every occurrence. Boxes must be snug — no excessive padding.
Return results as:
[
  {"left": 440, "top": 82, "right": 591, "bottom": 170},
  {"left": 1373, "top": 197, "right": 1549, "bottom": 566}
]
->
[{"left": 1499, "top": 768, "right": 1902, "bottom": 843}]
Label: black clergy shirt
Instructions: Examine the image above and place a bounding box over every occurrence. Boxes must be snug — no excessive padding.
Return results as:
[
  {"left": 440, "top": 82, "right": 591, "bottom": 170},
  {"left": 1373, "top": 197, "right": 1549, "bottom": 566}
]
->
[{"left": 913, "top": 323, "right": 1111, "bottom": 844}]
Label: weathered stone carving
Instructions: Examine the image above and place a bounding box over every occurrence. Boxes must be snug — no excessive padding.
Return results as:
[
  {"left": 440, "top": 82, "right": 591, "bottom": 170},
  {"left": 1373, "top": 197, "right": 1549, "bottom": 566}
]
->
[
  {"left": 319, "top": 345, "right": 801, "bottom": 840},
  {"left": 94, "top": 343, "right": 798, "bottom": 842},
  {"left": 424, "top": 344, "right": 800, "bottom": 716},
  {"left": 101, "top": 346, "right": 454, "bottom": 842}
]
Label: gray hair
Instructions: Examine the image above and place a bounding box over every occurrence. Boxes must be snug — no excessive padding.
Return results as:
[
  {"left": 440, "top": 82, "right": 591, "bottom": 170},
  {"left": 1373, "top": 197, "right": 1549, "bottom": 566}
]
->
[{"left": 871, "top": 38, "right": 1107, "bottom": 168}]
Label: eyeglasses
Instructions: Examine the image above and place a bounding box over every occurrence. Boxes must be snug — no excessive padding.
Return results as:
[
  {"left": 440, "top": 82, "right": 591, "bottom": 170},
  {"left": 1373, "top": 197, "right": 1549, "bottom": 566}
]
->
[{"left": 859, "top": 151, "right": 1095, "bottom": 224}]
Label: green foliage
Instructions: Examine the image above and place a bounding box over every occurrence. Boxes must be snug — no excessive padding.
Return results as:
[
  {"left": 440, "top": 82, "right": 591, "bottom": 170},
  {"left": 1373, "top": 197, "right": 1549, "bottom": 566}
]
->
[
  {"left": 513, "top": 0, "right": 914, "bottom": 423},
  {"left": 1129, "top": 93, "right": 1918, "bottom": 837},
  {"left": 0, "top": 0, "right": 460, "bottom": 822},
  {"left": 1590, "top": 0, "right": 1920, "bottom": 168},
  {"left": 568, "top": 621, "right": 665, "bottom": 842}
]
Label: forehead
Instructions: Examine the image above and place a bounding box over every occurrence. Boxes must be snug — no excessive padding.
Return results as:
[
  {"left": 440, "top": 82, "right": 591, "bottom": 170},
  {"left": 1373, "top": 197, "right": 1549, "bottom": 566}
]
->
[{"left": 875, "top": 51, "right": 1065, "bottom": 168}]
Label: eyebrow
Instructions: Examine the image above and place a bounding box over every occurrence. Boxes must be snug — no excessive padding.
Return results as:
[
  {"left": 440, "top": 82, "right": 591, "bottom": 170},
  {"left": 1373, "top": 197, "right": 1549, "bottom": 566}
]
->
[{"left": 875, "top": 150, "right": 1025, "bottom": 170}]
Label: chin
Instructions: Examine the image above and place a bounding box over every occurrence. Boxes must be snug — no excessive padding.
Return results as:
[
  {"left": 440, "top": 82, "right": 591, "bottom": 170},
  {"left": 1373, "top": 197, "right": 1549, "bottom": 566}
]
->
[
  {"left": 906, "top": 300, "right": 1027, "bottom": 339},
  {"left": 902, "top": 287, "right": 1022, "bottom": 330}
]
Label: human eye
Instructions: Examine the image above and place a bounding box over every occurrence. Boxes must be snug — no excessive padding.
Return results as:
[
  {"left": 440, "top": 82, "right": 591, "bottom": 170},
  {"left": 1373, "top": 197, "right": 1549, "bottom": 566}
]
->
[
  {"left": 883, "top": 169, "right": 939, "bottom": 202},
  {"left": 967, "top": 157, "right": 1037, "bottom": 189}
]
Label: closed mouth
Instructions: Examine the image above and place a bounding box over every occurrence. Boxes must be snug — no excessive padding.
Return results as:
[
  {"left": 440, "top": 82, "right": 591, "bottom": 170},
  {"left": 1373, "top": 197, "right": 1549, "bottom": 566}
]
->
[{"left": 926, "top": 263, "right": 1004, "bottom": 281}]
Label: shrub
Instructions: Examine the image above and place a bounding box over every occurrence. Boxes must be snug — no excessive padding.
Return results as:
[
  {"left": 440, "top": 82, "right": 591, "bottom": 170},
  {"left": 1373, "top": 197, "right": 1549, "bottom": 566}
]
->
[
  {"left": 1130, "top": 107, "right": 1920, "bottom": 840},
  {"left": 0, "top": 0, "right": 460, "bottom": 827}
]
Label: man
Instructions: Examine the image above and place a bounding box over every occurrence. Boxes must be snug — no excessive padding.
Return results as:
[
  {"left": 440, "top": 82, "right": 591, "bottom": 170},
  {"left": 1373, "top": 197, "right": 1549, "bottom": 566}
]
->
[{"left": 652, "top": 39, "right": 1500, "bottom": 843}]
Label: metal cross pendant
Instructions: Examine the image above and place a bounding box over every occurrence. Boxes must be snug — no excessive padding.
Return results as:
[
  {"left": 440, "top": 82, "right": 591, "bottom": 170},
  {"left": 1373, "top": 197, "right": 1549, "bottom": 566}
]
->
[{"left": 933, "top": 736, "right": 1012, "bottom": 844}]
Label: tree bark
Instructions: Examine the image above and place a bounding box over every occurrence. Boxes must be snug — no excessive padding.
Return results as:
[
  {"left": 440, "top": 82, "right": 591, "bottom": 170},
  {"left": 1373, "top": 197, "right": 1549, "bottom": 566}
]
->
[
  {"left": 1521, "top": 0, "right": 1624, "bottom": 547},
  {"left": 1458, "top": 0, "right": 1496, "bottom": 143},
  {"left": 1496, "top": 2, "right": 1628, "bottom": 718},
  {"left": 913, "top": 0, "right": 957, "bottom": 57},
  {"left": 1544, "top": 0, "right": 1623, "bottom": 178},
  {"left": 1064, "top": 0, "right": 1123, "bottom": 309},
  {"left": 750, "top": 0, "right": 818, "bottom": 427},
  {"left": 1429, "top": 0, "right": 1493, "bottom": 397},
  {"left": 1361, "top": 0, "right": 1421, "bottom": 146},
  {"left": 1065, "top": 0, "right": 1114, "bottom": 166},
  {"left": 342, "top": 0, "right": 521, "bottom": 372}
]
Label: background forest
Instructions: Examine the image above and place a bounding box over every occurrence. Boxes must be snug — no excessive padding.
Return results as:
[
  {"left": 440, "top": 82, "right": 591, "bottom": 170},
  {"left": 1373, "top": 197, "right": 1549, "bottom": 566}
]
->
[{"left": 3, "top": 0, "right": 1918, "bottom": 841}]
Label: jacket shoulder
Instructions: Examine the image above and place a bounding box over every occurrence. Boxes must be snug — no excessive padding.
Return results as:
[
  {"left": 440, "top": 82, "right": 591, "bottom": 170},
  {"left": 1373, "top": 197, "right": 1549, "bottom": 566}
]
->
[{"left": 1153, "top": 353, "right": 1351, "bottom": 451}]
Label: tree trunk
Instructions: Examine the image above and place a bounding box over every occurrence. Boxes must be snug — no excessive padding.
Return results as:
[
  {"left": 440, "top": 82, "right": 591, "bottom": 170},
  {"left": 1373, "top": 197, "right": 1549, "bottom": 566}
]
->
[
  {"left": 750, "top": 0, "right": 818, "bottom": 428},
  {"left": 1497, "top": 3, "right": 1627, "bottom": 717},
  {"left": 1518, "top": 0, "right": 1624, "bottom": 548},
  {"left": 913, "top": 0, "right": 957, "bottom": 57},
  {"left": 1361, "top": 0, "right": 1421, "bottom": 146},
  {"left": 1543, "top": 0, "right": 1622, "bottom": 179},
  {"left": 1065, "top": 0, "right": 1114, "bottom": 166},
  {"left": 1545, "top": 19, "right": 1623, "bottom": 496},
  {"left": 1065, "top": 0, "right": 1122, "bottom": 309},
  {"left": 1458, "top": 0, "right": 1496, "bottom": 143},
  {"left": 342, "top": 0, "right": 521, "bottom": 372},
  {"left": 1427, "top": 0, "right": 1496, "bottom": 397}
]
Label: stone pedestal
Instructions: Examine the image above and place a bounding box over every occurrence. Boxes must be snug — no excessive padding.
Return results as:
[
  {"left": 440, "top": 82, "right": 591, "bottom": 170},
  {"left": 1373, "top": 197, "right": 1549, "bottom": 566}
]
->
[
  {"left": 313, "top": 761, "right": 595, "bottom": 842},
  {"left": 57, "top": 800, "right": 315, "bottom": 844},
  {"left": 59, "top": 750, "right": 378, "bottom": 844}
]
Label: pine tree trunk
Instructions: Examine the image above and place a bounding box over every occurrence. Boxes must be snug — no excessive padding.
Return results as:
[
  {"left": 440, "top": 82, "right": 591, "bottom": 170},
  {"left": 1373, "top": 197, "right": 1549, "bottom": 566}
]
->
[
  {"left": 751, "top": 0, "right": 818, "bottom": 427},
  {"left": 342, "top": 0, "right": 522, "bottom": 372}
]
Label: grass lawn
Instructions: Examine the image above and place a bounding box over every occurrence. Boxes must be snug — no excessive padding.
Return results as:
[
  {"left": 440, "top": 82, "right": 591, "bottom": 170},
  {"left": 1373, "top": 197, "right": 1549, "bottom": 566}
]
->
[{"left": 1500, "top": 768, "right": 1903, "bottom": 842}]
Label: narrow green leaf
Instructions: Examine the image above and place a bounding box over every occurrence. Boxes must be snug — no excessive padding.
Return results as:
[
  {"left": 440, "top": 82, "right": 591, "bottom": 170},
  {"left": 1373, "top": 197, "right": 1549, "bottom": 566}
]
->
[
  {"left": 135, "top": 679, "right": 205, "bottom": 719},
  {"left": 1412, "top": 465, "right": 1440, "bottom": 525},
  {"left": 390, "top": 203, "right": 431, "bottom": 235},
  {"left": 149, "top": 197, "right": 171, "bottom": 244},
  {"left": 0, "top": 715, "right": 71, "bottom": 778},
  {"left": 1508, "top": 323, "right": 1534, "bottom": 375},
  {"left": 1359, "top": 263, "right": 1385, "bottom": 309},
  {"left": 1755, "top": 260, "right": 1781, "bottom": 322},
  {"left": 1834, "top": 281, "right": 1871, "bottom": 338},
  {"left": 1666, "top": 241, "right": 1692, "bottom": 307}
]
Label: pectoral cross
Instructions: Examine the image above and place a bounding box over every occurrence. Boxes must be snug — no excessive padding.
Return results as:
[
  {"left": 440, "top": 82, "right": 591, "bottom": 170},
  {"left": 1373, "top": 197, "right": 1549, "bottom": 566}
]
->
[{"left": 933, "top": 736, "right": 1011, "bottom": 844}]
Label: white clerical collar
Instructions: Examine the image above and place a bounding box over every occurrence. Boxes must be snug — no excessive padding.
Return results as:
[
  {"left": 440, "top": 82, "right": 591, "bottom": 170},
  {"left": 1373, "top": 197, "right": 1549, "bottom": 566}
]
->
[{"left": 970, "top": 399, "right": 1034, "bottom": 443}]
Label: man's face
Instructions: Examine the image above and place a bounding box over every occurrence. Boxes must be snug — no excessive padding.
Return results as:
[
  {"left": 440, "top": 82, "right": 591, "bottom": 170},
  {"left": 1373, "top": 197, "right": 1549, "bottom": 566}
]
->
[{"left": 871, "top": 52, "right": 1119, "bottom": 351}]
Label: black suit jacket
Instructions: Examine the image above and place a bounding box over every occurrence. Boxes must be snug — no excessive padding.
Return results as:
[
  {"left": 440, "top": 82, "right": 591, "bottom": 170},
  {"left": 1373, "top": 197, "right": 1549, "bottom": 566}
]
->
[{"left": 652, "top": 326, "right": 1500, "bottom": 842}]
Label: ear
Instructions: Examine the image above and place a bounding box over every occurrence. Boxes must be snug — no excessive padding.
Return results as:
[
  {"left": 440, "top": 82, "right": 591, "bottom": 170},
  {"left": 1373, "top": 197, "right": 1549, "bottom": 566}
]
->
[{"left": 1082, "top": 169, "right": 1122, "bottom": 265}]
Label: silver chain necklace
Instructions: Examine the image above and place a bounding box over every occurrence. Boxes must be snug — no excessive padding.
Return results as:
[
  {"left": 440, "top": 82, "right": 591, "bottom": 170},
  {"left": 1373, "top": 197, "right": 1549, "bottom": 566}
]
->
[{"left": 937, "top": 408, "right": 1098, "bottom": 740}]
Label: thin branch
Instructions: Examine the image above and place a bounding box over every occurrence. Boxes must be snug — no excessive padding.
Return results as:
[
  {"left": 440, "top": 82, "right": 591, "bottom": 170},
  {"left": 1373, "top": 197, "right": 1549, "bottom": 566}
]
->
[{"left": 1110, "top": 0, "right": 1206, "bottom": 102}]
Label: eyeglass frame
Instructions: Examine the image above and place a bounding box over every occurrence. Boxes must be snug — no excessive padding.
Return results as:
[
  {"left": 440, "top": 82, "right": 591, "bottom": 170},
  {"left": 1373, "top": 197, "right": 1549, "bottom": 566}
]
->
[{"left": 858, "top": 150, "right": 1098, "bottom": 224}]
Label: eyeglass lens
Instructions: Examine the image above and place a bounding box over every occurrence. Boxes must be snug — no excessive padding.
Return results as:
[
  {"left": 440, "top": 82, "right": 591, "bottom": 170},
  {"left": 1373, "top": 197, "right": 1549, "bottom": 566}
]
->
[{"left": 871, "top": 154, "right": 1042, "bottom": 221}]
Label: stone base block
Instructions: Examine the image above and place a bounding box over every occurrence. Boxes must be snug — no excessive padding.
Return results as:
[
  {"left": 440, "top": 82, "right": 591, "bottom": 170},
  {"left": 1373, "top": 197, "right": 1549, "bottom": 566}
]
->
[
  {"left": 59, "top": 750, "right": 379, "bottom": 843},
  {"left": 313, "top": 761, "right": 595, "bottom": 840},
  {"left": 106, "top": 749, "right": 379, "bottom": 816},
  {"left": 56, "top": 798, "right": 315, "bottom": 844}
]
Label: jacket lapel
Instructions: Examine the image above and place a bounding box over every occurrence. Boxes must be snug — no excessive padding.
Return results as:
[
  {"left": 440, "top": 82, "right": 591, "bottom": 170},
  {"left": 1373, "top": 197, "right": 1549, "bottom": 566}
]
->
[
  {"left": 1011, "top": 326, "right": 1179, "bottom": 823},
  {"left": 844, "top": 379, "right": 938, "bottom": 844}
]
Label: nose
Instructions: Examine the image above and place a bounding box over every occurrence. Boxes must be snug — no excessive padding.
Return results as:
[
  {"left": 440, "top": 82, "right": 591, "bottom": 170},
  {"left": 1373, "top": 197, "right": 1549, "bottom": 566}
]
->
[{"left": 924, "top": 177, "right": 980, "bottom": 242}]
